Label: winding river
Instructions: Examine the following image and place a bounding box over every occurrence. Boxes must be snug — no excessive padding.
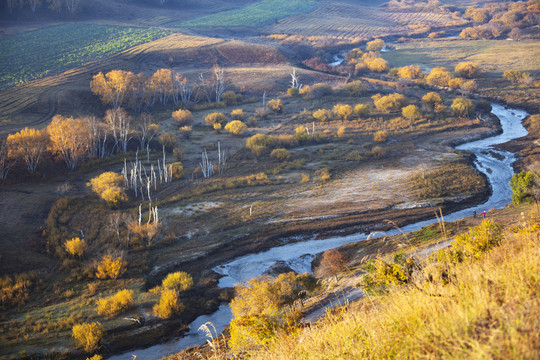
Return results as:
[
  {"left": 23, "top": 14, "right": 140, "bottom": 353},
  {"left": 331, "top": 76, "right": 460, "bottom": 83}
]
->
[{"left": 108, "top": 104, "right": 528, "bottom": 360}]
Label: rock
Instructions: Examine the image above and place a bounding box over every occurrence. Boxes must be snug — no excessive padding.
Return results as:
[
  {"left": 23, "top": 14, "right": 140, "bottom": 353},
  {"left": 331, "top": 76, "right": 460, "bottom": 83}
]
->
[{"left": 263, "top": 261, "right": 297, "bottom": 277}]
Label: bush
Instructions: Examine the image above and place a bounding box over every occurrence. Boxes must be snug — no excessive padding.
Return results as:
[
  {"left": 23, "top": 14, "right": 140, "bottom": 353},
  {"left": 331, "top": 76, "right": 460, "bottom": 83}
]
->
[
  {"left": 461, "top": 80, "right": 478, "bottom": 92},
  {"left": 344, "top": 80, "right": 366, "bottom": 96},
  {"left": 371, "top": 146, "right": 386, "bottom": 158},
  {"left": 225, "top": 120, "right": 248, "bottom": 135},
  {"left": 270, "top": 148, "right": 290, "bottom": 161},
  {"left": 72, "top": 322, "right": 103, "bottom": 353},
  {"left": 179, "top": 126, "right": 192, "bottom": 138},
  {"left": 422, "top": 92, "right": 443, "bottom": 110},
  {"left": 287, "top": 87, "right": 299, "bottom": 97},
  {"left": 158, "top": 132, "right": 176, "bottom": 152},
  {"left": 246, "top": 134, "right": 276, "bottom": 157},
  {"left": 169, "top": 162, "right": 184, "bottom": 179},
  {"left": 293, "top": 126, "right": 310, "bottom": 143},
  {"left": 398, "top": 65, "right": 424, "bottom": 79},
  {"left": 365, "top": 56, "right": 389, "bottom": 73},
  {"left": 451, "top": 97, "right": 474, "bottom": 117},
  {"left": 172, "top": 109, "right": 193, "bottom": 125},
  {"left": 402, "top": 104, "right": 421, "bottom": 121},
  {"left": 267, "top": 99, "right": 284, "bottom": 113},
  {"left": 96, "top": 289, "right": 134, "bottom": 318},
  {"left": 89, "top": 172, "right": 127, "bottom": 208},
  {"left": 161, "top": 271, "right": 193, "bottom": 292},
  {"left": 447, "top": 78, "right": 463, "bottom": 89},
  {"left": 310, "top": 83, "right": 333, "bottom": 98},
  {"left": 153, "top": 289, "right": 184, "bottom": 319},
  {"left": 222, "top": 91, "right": 242, "bottom": 106},
  {"left": 503, "top": 69, "right": 524, "bottom": 84},
  {"left": 255, "top": 107, "right": 269, "bottom": 119},
  {"left": 426, "top": 67, "right": 453, "bottom": 87},
  {"left": 300, "top": 173, "right": 310, "bottom": 183},
  {"left": 213, "top": 122, "right": 222, "bottom": 131},
  {"left": 205, "top": 112, "right": 227, "bottom": 127},
  {"left": 354, "top": 104, "right": 370, "bottom": 118},
  {"left": 231, "top": 109, "right": 246, "bottom": 120},
  {"left": 372, "top": 93, "right": 407, "bottom": 113},
  {"left": 333, "top": 104, "right": 353, "bottom": 120},
  {"left": 313, "top": 109, "right": 333, "bottom": 122},
  {"left": 95, "top": 254, "right": 127, "bottom": 280},
  {"left": 317, "top": 168, "right": 331, "bottom": 182},
  {"left": 337, "top": 126, "right": 346, "bottom": 138},
  {"left": 64, "top": 237, "right": 87, "bottom": 257},
  {"left": 373, "top": 130, "right": 388, "bottom": 143},
  {"left": 366, "top": 38, "right": 385, "bottom": 52},
  {"left": 455, "top": 62, "right": 479, "bottom": 78}
]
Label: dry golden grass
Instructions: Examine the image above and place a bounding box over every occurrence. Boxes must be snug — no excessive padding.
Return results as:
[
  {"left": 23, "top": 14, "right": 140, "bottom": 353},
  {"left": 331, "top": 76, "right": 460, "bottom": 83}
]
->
[{"left": 248, "top": 219, "right": 540, "bottom": 360}]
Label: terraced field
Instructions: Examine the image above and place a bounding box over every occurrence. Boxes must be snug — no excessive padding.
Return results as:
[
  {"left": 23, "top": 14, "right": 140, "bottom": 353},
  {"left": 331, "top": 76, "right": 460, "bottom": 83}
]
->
[
  {"left": 0, "top": 24, "right": 169, "bottom": 91},
  {"left": 264, "top": 2, "right": 466, "bottom": 40}
]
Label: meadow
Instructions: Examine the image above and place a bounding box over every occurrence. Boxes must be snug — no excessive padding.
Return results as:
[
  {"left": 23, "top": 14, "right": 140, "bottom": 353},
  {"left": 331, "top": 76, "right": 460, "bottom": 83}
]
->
[
  {"left": 0, "top": 24, "right": 169, "bottom": 91},
  {"left": 176, "top": 0, "right": 319, "bottom": 28}
]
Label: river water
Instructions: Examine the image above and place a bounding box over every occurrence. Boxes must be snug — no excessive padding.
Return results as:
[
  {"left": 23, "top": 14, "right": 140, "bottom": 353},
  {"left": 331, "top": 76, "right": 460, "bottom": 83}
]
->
[{"left": 107, "top": 104, "right": 528, "bottom": 359}]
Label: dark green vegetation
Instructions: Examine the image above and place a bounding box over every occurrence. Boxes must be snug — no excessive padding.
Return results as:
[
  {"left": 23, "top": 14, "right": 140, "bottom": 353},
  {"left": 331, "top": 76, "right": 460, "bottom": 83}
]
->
[{"left": 0, "top": 24, "right": 168, "bottom": 90}]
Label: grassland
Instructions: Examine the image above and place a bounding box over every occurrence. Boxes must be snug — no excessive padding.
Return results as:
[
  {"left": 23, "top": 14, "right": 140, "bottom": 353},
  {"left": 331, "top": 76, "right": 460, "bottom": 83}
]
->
[
  {"left": 176, "top": 0, "right": 319, "bottom": 28},
  {"left": 0, "top": 24, "right": 169, "bottom": 91}
]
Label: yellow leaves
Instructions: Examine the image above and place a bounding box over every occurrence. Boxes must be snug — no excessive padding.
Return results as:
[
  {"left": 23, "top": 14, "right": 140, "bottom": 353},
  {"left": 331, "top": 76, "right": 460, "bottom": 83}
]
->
[
  {"left": 172, "top": 109, "right": 193, "bottom": 125},
  {"left": 402, "top": 104, "right": 422, "bottom": 121},
  {"left": 96, "top": 289, "right": 134, "bottom": 318},
  {"left": 313, "top": 108, "right": 333, "bottom": 122},
  {"left": 398, "top": 65, "right": 424, "bottom": 79},
  {"left": 332, "top": 104, "right": 353, "bottom": 120},
  {"left": 270, "top": 148, "right": 290, "bottom": 162},
  {"left": 266, "top": 99, "right": 283, "bottom": 113},
  {"left": 6, "top": 127, "right": 49, "bottom": 173},
  {"left": 426, "top": 67, "right": 453, "bottom": 87},
  {"left": 89, "top": 172, "right": 127, "bottom": 208},
  {"left": 153, "top": 289, "right": 184, "bottom": 319},
  {"left": 72, "top": 322, "right": 103, "bottom": 353},
  {"left": 372, "top": 93, "right": 407, "bottom": 113},
  {"left": 64, "top": 237, "right": 87, "bottom": 257},
  {"left": 205, "top": 112, "right": 227, "bottom": 127},
  {"left": 95, "top": 254, "right": 127, "bottom": 280},
  {"left": 161, "top": 271, "right": 193, "bottom": 292},
  {"left": 47, "top": 115, "right": 93, "bottom": 170},
  {"left": 224, "top": 120, "right": 247, "bottom": 135}
]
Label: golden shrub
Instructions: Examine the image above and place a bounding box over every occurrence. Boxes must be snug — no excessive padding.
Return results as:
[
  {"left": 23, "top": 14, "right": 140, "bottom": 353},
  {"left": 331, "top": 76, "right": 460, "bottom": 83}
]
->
[
  {"left": 95, "top": 255, "right": 127, "bottom": 280},
  {"left": 455, "top": 62, "right": 479, "bottom": 79},
  {"left": 270, "top": 148, "right": 290, "bottom": 161},
  {"left": 421, "top": 92, "right": 443, "bottom": 110},
  {"left": 266, "top": 99, "right": 284, "bottom": 113},
  {"left": 205, "top": 112, "right": 227, "bottom": 127},
  {"left": 153, "top": 289, "right": 184, "bottom": 319},
  {"left": 64, "top": 237, "right": 87, "bottom": 257},
  {"left": 231, "top": 109, "right": 246, "bottom": 120},
  {"left": 337, "top": 126, "right": 346, "bottom": 138},
  {"left": 89, "top": 172, "right": 127, "bottom": 208},
  {"left": 313, "top": 109, "right": 333, "bottom": 122},
  {"left": 366, "top": 38, "right": 385, "bottom": 52},
  {"left": 426, "top": 67, "right": 453, "bottom": 87},
  {"left": 354, "top": 104, "right": 370, "bottom": 118},
  {"left": 169, "top": 162, "right": 184, "bottom": 179},
  {"left": 72, "top": 322, "right": 103, "bottom": 352},
  {"left": 373, "top": 130, "right": 389, "bottom": 143},
  {"left": 172, "top": 109, "right": 193, "bottom": 125},
  {"left": 402, "top": 105, "right": 421, "bottom": 121},
  {"left": 225, "top": 120, "right": 248, "bottom": 135},
  {"left": 333, "top": 104, "right": 353, "bottom": 120},
  {"left": 161, "top": 271, "right": 193, "bottom": 292},
  {"left": 96, "top": 289, "right": 134, "bottom": 318},
  {"left": 100, "top": 187, "right": 128, "bottom": 208}
]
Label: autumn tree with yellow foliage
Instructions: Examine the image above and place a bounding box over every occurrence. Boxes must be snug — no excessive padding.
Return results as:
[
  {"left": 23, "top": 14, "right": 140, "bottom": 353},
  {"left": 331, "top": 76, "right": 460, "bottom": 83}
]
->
[
  {"left": 95, "top": 254, "right": 127, "bottom": 280},
  {"left": 89, "top": 172, "right": 127, "bottom": 208},
  {"left": 47, "top": 115, "right": 93, "bottom": 170},
  {"left": 153, "top": 289, "right": 184, "bottom": 319},
  {"left": 6, "top": 127, "right": 49, "bottom": 173},
  {"left": 96, "top": 289, "right": 134, "bottom": 318},
  {"left": 64, "top": 237, "right": 87, "bottom": 258},
  {"left": 72, "top": 322, "right": 103, "bottom": 353}
]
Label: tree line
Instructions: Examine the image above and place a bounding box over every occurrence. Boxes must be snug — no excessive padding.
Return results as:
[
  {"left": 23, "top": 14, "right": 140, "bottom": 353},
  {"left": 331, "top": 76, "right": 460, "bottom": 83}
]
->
[{"left": 90, "top": 65, "right": 227, "bottom": 112}]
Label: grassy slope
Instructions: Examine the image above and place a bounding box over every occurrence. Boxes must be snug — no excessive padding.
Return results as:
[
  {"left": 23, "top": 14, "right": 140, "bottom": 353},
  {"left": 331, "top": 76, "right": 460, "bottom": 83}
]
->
[
  {"left": 0, "top": 24, "right": 168, "bottom": 90},
  {"left": 176, "top": 0, "right": 319, "bottom": 28},
  {"left": 242, "top": 214, "right": 540, "bottom": 360}
]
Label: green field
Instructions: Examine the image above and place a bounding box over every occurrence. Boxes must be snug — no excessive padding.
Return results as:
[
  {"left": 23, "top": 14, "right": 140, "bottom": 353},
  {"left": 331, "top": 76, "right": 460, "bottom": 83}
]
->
[
  {"left": 0, "top": 24, "right": 169, "bottom": 91},
  {"left": 177, "top": 0, "right": 319, "bottom": 28}
]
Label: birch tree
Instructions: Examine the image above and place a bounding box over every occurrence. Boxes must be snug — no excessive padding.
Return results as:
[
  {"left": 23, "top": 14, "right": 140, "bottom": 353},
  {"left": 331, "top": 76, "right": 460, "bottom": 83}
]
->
[
  {"left": 0, "top": 139, "right": 16, "bottom": 181},
  {"left": 136, "top": 113, "right": 159, "bottom": 150},
  {"left": 47, "top": 115, "right": 93, "bottom": 170},
  {"left": 104, "top": 108, "right": 133, "bottom": 154},
  {"left": 213, "top": 65, "right": 226, "bottom": 102},
  {"left": 6, "top": 127, "right": 49, "bottom": 173}
]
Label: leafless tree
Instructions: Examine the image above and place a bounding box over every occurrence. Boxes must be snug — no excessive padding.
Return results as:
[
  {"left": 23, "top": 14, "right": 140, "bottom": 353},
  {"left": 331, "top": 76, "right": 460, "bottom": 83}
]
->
[
  {"left": 136, "top": 113, "right": 159, "bottom": 150},
  {"left": 104, "top": 108, "right": 133, "bottom": 154},
  {"left": 290, "top": 68, "right": 302, "bottom": 89},
  {"left": 213, "top": 65, "right": 226, "bottom": 102}
]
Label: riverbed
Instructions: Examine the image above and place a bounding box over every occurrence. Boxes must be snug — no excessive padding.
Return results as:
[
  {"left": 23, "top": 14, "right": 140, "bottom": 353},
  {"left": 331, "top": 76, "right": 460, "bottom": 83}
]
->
[{"left": 107, "top": 104, "right": 528, "bottom": 360}]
